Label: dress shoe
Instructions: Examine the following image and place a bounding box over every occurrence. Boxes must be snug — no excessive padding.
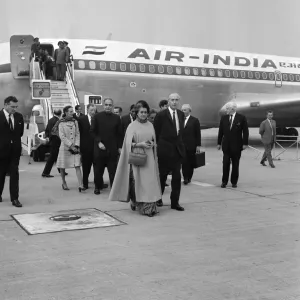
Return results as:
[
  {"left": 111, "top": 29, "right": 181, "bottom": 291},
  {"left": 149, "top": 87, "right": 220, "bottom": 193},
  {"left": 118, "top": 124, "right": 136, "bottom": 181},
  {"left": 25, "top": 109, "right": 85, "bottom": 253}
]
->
[
  {"left": 83, "top": 185, "right": 89, "bottom": 190},
  {"left": 0, "top": 196, "right": 2, "bottom": 202},
  {"left": 171, "top": 204, "right": 184, "bottom": 211},
  {"left": 270, "top": 164, "right": 275, "bottom": 168},
  {"left": 94, "top": 189, "right": 100, "bottom": 195},
  {"left": 221, "top": 183, "right": 227, "bottom": 188},
  {"left": 156, "top": 199, "right": 163, "bottom": 207},
  {"left": 183, "top": 179, "right": 188, "bottom": 185},
  {"left": 12, "top": 199, "right": 22, "bottom": 207},
  {"left": 232, "top": 184, "right": 237, "bottom": 188},
  {"left": 101, "top": 184, "right": 108, "bottom": 190},
  {"left": 188, "top": 179, "right": 191, "bottom": 183},
  {"left": 260, "top": 161, "right": 267, "bottom": 166},
  {"left": 42, "top": 174, "right": 54, "bottom": 178},
  {"left": 78, "top": 187, "right": 86, "bottom": 193}
]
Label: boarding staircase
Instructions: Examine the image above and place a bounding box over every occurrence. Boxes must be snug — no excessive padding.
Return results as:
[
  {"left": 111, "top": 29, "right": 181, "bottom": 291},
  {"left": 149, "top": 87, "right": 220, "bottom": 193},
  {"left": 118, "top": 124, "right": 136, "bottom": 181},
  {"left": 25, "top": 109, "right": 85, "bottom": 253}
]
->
[
  {"left": 27, "top": 57, "right": 80, "bottom": 160},
  {"left": 30, "top": 57, "right": 80, "bottom": 127},
  {"left": 50, "top": 80, "right": 73, "bottom": 111}
]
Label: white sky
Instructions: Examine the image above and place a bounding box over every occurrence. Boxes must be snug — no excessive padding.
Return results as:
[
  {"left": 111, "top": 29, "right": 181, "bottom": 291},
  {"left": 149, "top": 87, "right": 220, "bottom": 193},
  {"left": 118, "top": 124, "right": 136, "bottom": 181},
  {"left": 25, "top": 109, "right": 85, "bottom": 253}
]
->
[{"left": 1, "top": 0, "right": 300, "bottom": 57}]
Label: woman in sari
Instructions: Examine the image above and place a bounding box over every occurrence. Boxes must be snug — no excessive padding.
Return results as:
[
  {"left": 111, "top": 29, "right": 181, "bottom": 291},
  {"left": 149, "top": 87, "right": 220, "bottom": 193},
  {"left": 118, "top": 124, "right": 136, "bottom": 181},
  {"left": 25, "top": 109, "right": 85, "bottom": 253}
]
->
[
  {"left": 109, "top": 100, "right": 161, "bottom": 217},
  {"left": 52, "top": 105, "right": 85, "bottom": 192}
]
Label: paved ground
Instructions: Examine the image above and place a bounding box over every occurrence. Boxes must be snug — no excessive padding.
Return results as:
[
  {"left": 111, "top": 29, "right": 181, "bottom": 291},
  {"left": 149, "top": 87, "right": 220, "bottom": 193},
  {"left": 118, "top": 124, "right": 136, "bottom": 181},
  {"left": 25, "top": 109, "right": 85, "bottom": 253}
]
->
[{"left": 1, "top": 130, "right": 300, "bottom": 300}]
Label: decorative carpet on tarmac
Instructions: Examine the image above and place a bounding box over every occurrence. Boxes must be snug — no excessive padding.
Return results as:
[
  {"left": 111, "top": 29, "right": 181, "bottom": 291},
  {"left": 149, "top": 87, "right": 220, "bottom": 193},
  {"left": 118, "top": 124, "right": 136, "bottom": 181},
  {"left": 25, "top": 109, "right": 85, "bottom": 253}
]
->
[{"left": 11, "top": 208, "right": 126, "bottom": 235}]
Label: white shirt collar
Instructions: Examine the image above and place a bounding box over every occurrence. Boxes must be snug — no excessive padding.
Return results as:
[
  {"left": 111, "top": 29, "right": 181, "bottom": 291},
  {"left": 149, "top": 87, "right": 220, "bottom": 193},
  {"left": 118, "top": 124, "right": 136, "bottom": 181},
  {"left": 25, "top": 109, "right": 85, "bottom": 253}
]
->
[
  {"left": 168, "top": 106, "right": 177, "bottom": 116},
  {"left": 3, "top": 108, "right": 9, "bottom": 118}
]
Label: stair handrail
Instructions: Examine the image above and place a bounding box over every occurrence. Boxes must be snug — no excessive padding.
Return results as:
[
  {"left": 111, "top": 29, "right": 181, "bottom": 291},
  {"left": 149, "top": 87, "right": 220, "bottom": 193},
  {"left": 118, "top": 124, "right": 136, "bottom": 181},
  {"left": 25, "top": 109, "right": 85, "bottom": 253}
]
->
[
  {"left": 66, "top": 63, "right": 80, "bottom": 108},
  {"left": 35, "top": 61, "right": 53, "bottom": 126}
]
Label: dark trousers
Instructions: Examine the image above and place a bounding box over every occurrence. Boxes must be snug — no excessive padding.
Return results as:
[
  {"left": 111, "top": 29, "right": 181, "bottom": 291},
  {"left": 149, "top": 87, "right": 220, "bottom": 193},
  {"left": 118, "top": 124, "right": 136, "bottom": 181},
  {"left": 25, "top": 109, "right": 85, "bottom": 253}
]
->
[
  {"left": 94, "top": 156, "right": 118, "bottom": 189},
  {"left": 159, "top": 160, "right": 182, "bottom": 206},
  {"left": 182, "top": 150, "right": 195, "bottom": 181},
  {"left": 42, "top": 139, "right": 60, "bottom": 175},
  {"left": 222, "top": 151, "right": 241, "bottom": 185},
  {"left": 0, "top": 156, "right": 20, "bottom": 201},
  {"left": 261, "top": 143, "right": 274, "bottom": 165},
  {"left": 82, "top": 152, "right": 95, "bottom": 187}
]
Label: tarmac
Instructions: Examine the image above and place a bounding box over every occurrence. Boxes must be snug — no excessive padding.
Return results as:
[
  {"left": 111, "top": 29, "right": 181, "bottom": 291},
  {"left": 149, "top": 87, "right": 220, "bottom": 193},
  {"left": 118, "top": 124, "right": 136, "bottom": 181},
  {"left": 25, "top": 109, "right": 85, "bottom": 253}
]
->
[{"left": 1, "top": 129, "right": 300, "bottom": 300}]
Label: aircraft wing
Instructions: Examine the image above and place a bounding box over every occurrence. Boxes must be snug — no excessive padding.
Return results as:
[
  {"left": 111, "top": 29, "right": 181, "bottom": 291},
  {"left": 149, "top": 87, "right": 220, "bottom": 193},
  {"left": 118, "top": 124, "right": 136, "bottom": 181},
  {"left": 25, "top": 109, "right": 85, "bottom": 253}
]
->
[{"left": 221, "top": 93, "right": 300, "bottom": 127}]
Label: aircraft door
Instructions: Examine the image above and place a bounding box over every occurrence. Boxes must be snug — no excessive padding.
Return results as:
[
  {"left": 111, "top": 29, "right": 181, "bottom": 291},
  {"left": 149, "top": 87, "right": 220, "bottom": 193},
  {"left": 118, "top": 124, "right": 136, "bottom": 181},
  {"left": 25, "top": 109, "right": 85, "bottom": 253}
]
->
[{"left": 10, "top": 35, "right": 34, "bottom": 79}]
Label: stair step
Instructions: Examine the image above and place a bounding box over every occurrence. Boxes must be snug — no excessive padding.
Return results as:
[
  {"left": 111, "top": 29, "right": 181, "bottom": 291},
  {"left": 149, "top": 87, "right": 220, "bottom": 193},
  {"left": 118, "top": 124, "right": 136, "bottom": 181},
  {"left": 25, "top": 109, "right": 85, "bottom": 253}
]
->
[
  {"left": 50, "top": 99, "right": 71, "bottom": 104},
  {"left": 51, "top": 103, "right": 72, "bottom": 108},
  {"left": 51, "top": 82, "right": 66, "bottom": 88},
  {"left": 51, "top": 89, "right": 69, "bottom": 94},
  {"left": 50, "top": 93, "right": 71, "bottom": 99}
]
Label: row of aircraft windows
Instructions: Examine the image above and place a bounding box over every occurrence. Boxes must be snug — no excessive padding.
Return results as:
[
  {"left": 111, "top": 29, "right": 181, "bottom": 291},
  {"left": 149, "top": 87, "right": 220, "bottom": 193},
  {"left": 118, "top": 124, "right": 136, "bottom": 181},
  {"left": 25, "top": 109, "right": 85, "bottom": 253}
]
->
[{"left": 77, "top": 60, "right": 300, "bottom": 81}]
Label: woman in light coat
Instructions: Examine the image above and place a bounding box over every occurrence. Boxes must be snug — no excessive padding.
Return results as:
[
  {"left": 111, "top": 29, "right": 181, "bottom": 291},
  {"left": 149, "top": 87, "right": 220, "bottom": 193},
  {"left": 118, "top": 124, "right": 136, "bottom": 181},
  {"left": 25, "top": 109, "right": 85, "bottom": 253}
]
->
[{"left": 52, "top": 105, "right": 85, "bottom": 191}]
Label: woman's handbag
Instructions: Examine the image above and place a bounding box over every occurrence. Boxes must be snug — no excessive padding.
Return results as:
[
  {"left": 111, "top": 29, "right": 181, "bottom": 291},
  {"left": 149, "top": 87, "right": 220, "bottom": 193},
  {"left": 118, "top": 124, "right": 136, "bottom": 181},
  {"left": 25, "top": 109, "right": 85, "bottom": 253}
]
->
[{"left": 128, "top": 147, "right": 147, "bottom": 166}]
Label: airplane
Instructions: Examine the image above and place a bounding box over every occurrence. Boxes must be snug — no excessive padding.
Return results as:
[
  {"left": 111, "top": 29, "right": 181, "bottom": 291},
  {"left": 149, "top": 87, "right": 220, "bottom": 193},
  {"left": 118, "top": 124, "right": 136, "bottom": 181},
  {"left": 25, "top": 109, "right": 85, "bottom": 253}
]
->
[{"left": 0, "top": 34, "right": 300, "bottom": 159}]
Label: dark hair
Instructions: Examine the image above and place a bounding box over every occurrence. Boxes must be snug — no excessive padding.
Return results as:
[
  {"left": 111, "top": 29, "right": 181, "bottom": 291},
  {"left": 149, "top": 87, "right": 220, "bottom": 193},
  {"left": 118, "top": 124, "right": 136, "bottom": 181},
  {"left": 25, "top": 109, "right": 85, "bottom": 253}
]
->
[
  {"left": 63, "top": 41, "right": 68, "bottom": 45},
  {"left": 87, "top": 103, "right": 96, "bottom": 110},
  {"left": 53, "top": 109, "right": 62, "bottom": 116},
  {"left": 114, "top": 106, "right": 122, "bottom": 112},
  {"left": 149, "top": 108, "right": 158, "bottom": 115},
  {"left": 129, "top": 104, "right": 136, "bottom": 110},
  {"left": 159, "top": 99, "right": 168, "bottom": 108},
  {"left": 63, "top": 105, "right": 72, "bottom": 115},
  {"left": 266, "top": 110, "right": 273, "bottom": 115},
  {"left": 135, "top": 100, "right": 150, "bottom": 114},
  {"left": 4, "top": 96, "right": 18, "bottom": 105},
  {"left": 75, "top": 105, "right": 81, "bottom": 110}
]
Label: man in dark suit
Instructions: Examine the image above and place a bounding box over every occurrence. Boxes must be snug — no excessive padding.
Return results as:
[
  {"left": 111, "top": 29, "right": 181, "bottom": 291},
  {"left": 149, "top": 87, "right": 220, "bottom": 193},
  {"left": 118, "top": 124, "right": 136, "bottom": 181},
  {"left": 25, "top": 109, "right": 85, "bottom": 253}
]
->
[
  {"left": 90, "top": 98, "right": 122, "bottom": 195},
  {"left": 113, "top": 106, "right": 122, "bottom": 118},
  {"left": 121, "top": 104, "right": 136, "bottom": 139},
  {"left": 181, "top": 104, "right": 201, "bottom": 185},
  {"left": 0, "top": 96, "right": 24, "bottom": 207},
  {"left": 78, "top": 104, "right": 108, "bottom": 190},
  {"left": 217, "top": 102, "right": 249, "bottom": 188},
  {"left": 259, "top": 111, "right": 276, "bottom": 168},
  {"left": 41, "top": 109, "right": 62, "bottom": 177},
  {"left": 73, "top": 105, "right": 84, "bottom": 120},
  {"left": 154, "top": 93, "right": 186, "bottom": 211}
]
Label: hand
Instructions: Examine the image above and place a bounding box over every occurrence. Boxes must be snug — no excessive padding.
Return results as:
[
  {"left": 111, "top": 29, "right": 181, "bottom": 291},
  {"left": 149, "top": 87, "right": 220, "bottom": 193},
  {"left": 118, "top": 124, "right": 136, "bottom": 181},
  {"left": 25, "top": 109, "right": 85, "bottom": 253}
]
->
[
  {"left": 217, "top": 145, "right": 221, "bottom": 150},
  {"left": 118, "top": 148, "right": 122, "bottom": 154},
  {"left": 46, "top": 138, "right": 50, "bottom": 143},
  {"left": 98, "top": 142, "right": 106, "bottom": 150},
  {"left": 242, "top": 145, "right": 248, "bottom": 150},
  {"left": 140, "top": 141, "right": 152, "bottom": 149},
  {"left": 196, "top": 146, "right": 201, "bottom": 154}
]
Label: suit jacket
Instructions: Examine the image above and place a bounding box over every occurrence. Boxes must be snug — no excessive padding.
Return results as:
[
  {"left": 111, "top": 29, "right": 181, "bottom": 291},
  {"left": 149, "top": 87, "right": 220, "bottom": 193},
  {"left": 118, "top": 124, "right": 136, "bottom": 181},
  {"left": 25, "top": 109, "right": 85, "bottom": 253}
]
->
[
  {"left": 45, "top": 116, "right": 59, "bottom": 139},
  {"left": 183, "top": 115, "right": 201, "bottom": 152},
  {"left": 154, "top": 108, "right": 185, "bottom": 166},
  {"left": 217, "top": 113, "right": 249, "bottom": 154},
  {"left": 121, "top": 114, "right": 133, "bottom": 139},
  {"left": 90, "top": 111, "right": 122, "bottom": 159},
  {"left": 78, "top": 115, "right": 94, "bottom": 155},
  {"left": 259, "top": 119, "right": 276, "bottom": 144},
  {"left": 73, "top": 112, "right": 84, "bottom": 120},
  {"left": 0, "top": 110, "right": 24, "bottom": 159}
]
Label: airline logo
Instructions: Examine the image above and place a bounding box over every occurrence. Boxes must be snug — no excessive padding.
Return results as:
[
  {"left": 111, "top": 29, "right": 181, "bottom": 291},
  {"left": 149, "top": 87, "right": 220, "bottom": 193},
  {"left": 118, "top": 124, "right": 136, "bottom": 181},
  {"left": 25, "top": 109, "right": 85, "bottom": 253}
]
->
[{"left": 82, "top": 46, "right": 107, "bottom": 55}]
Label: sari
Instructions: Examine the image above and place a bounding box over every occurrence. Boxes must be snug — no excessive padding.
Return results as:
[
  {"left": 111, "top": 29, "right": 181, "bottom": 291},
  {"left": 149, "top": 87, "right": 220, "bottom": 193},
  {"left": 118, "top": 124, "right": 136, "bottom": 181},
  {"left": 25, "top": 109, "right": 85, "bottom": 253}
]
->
[{"left": 108, "top": 119, "right": 161, "bottom": 217}]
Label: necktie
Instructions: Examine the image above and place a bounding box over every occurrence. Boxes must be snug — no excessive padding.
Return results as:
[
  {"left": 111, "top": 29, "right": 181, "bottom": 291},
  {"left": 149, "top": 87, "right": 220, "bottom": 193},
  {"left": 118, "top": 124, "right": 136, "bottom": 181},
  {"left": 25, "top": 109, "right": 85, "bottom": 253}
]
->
[
  {"left": 8, "top": 114, "right": 13, "bottom": 131},
  {"left": 173, "top": 111, "right": 177, "bottom": 132}
]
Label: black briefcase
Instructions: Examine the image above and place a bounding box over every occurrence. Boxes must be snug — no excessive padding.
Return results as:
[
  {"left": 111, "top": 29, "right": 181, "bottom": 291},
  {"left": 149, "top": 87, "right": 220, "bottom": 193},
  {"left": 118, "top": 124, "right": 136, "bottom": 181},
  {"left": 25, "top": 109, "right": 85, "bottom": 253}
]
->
[{"left": 194, "top": 152, "right": 205, "bottom": 168}]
